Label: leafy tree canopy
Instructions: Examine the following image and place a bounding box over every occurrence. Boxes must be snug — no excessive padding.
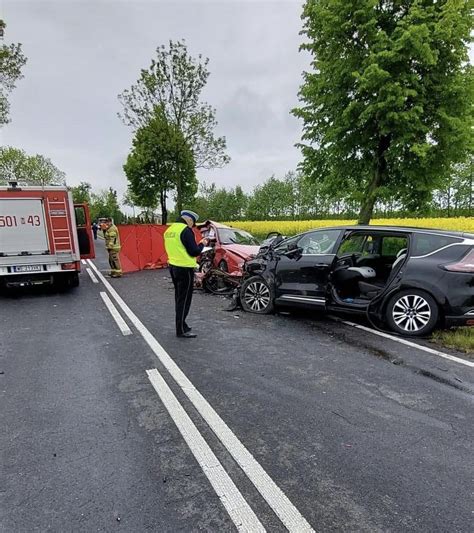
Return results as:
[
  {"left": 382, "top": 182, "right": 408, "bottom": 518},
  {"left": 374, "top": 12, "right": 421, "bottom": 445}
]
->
[
  {"left": 187, "top": 182, "right": 248, "bottom": 221},
  {"left": 118, "top": 40, "right": 230, "bottom": 170},
  {"left": 0, "top": 20, "right": 27, "bottom": 125},
  {"left": 0, "top": 146, "right": 66, "bottom": 185},
  {"left": 89, "top": 187, "right": 124, "bottom": 224},
  {"left": 70, "top": 181, "right": 92, "bottom": 204},
  {"left": 293, "top": 0, "right": 473, "bottom": 223},
  {"left": 123, "top": 106, "right": 197, "bottom": 224},
  {"left": 247, "top": 175, "right": 295, "bottom": 220}
]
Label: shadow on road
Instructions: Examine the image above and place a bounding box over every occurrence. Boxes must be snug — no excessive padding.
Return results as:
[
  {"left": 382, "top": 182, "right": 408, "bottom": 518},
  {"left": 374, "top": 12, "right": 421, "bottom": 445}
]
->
[{"left": 0, "top": 283, "right": 78, "bottom": 300}]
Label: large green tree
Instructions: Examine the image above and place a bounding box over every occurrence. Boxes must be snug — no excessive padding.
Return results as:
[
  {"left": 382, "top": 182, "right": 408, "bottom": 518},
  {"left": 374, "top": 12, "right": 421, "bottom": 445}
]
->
[
  {"left": 206, "top": 185, "right": 247, "bottom": 221},
  {"left": 183, "top": 182, "right": 248, "bottom": 221},
  {"left": 293, "top": 0, "right": 473, "bottom": 224},
  {"left": 118, "top": 40, "right": 229, "bottom": 171},
  {"left": 123, "top": 107, "right": 197, "bottom": 223},
  {"left": 0, "top": 20, "right": 27, "bottom": 125},
  {"left": 0, "top": 146, "right": 66, "bottom": 185},
  {"left": 247, "top": 176, "right": 295, "bottom": 219},
  {"left": 123, "top": 185, "right": 161, "bottom": 222},
  {"left": 71, "top": 182, "right": 125, "bottom": 223},
  {"left": 434, "top": 156, "right": 473, "bottom": 216},
  {"left": 89, "top": 187, "right": 124, "bottom": 224},
  {"left": 70, "top": 181, "right": 92, "bottom": 204}
]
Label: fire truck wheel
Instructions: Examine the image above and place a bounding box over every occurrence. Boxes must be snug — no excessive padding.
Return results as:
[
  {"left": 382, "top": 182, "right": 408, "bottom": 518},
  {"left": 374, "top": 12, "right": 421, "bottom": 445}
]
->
[
  {"left": 55, "top": 272, "right": 79, "bottom": 291},
  {"left": 69, "top": 272, "right": 80, "bottom": 288}
]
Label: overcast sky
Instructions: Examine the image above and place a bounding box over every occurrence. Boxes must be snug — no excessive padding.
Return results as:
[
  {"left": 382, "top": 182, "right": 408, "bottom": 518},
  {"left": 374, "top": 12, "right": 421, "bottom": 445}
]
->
[{"left": 3, "top": 0, "right": 308, "bottom": 202}]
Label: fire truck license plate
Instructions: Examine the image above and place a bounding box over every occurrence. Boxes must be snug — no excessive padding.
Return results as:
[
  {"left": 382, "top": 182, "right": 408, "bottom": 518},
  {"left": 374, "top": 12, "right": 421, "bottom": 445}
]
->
[{"left": 13, "top": 265, "right": 42, "bottom": 273}]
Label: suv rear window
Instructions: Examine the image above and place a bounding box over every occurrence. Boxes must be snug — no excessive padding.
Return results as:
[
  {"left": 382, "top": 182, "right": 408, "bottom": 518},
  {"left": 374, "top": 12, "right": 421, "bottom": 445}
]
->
[
  {"left": 412, "top": 234, "right": 461, "bottom": 256},
  {"left": 381, "top": 236, "right": 408, "bottom": 256}
]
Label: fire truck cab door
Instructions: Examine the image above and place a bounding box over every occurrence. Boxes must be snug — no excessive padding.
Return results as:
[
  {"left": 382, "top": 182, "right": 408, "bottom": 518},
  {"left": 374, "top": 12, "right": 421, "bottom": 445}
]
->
[{"left": 74, "top": 203, "right": 95, "bottom": 259}]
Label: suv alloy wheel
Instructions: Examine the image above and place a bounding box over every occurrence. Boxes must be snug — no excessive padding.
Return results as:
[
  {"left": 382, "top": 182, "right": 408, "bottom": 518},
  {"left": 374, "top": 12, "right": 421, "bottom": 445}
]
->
[
  {"left": 240, "top": 276, "right": 274, "bottom": 314},
  {"left": 386, "top": 289, "right": 438, "bottom": 336}
]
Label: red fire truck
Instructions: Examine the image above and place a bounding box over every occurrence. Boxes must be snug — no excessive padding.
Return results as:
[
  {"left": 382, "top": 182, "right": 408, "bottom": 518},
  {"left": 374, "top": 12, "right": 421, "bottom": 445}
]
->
[{"left": 0, "top": 183, "right": 95, "bottom": 288}]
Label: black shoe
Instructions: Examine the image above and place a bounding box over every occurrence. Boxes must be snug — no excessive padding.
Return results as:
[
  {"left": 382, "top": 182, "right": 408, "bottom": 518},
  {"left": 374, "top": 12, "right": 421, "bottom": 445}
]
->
[
  {"left": 184, "top": 324, "right": 192, "bottom": 333},
  {"left": 177, "top": 331, "right": 197, "bottom": 338}
]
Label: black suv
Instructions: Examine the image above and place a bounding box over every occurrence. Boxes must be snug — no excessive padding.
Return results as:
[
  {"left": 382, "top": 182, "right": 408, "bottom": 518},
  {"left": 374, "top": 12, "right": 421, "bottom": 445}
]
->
[{"left": 240, "top": 226, "right": 474, "bottom": 336}]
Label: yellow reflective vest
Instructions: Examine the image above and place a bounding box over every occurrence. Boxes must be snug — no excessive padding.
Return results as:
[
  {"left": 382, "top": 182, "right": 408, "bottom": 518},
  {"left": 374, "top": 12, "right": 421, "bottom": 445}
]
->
[
  {"left": 164, "top": 222, "right": 198, "bottom": 268},
  {"left": 105, "top": 224, "right": 121, "bottom": 252}
]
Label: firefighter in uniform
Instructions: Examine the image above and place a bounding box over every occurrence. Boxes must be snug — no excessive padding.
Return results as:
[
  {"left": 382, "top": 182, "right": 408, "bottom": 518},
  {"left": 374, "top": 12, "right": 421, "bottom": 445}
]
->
[
  {"left": 104, "top": 217, "right": 122, "bottom": 278},
  {"left": 164, "top": 210, "right": 208, "bottom": 338}
]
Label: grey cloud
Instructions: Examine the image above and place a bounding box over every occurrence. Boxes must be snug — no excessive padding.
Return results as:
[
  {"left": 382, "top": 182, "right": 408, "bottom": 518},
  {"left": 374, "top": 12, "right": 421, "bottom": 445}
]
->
[
  {"left": 3, "top": 0, "right": 308, "bottom": 199},
  {"left": 218, "top": 85, "right": 301, "bottom": 156}
]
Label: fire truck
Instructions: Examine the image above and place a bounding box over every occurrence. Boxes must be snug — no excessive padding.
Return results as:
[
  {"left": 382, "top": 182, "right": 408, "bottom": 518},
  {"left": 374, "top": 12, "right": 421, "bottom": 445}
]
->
[{"left": 0, "top": 183, "right": 95, "bottom": 288}]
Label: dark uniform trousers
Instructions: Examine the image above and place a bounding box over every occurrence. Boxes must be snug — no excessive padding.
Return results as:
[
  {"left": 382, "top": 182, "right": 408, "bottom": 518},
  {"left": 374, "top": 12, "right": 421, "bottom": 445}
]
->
[{"left": 170, "top": 265, "right": 194, "bottom": 335}]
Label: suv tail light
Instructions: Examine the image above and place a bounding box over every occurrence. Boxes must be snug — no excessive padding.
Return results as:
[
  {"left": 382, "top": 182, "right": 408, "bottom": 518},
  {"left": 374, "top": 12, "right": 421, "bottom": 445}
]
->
[{"left": 443, "top": 249, "right": 474, "bottom": 273}]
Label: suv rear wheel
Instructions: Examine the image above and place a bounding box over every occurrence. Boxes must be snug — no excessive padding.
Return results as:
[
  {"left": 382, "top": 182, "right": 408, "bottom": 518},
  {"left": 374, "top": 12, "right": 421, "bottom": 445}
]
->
[
  {"left": 240, "top": 276, "right": 274, "bottom": 314},
  {"left": 386, "top": 289, "right": 438, "bottom": 336}
]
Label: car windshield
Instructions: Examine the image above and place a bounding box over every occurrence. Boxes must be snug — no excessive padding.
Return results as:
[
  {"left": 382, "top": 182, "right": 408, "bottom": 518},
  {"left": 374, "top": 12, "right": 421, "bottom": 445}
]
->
[
  {"left": 218, "top": 228, "right": 259, "bottom": 245},
  {"left": 298, "top": 230, "right": 340, "bottom": 254}
]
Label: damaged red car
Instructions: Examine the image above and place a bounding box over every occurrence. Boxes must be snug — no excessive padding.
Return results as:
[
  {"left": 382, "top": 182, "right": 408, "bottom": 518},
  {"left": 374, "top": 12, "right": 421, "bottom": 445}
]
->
[{"left": 197, "top": 221, "right": 260, "bottom": 273}]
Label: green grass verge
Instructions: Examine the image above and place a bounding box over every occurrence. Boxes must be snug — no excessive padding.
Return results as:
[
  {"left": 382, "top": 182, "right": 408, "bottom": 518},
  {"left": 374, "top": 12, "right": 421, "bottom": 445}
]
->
[{"left": 431, "top": 328, "right": 474, "bottom": 356}]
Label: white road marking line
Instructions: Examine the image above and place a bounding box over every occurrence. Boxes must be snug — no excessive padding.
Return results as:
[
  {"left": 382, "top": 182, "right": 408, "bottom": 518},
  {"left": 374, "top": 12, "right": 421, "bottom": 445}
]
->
[
  {"left": 81, "top": 259, "right": 86, "bottom": 265},
  {"left": 331, "top": 317, "right": 474, "bottom": 369},
  {"left": 85, "top": 268, "right": 99, "bottom": 284},
  {"left": 99, "top": 291, "right": 132, "bottom": 336},
  {"left": 87, "top": 259, "right": 314, "bottom": 533},
  {"left": 146, "top": 369, "right": 265, "bottom": 533}
]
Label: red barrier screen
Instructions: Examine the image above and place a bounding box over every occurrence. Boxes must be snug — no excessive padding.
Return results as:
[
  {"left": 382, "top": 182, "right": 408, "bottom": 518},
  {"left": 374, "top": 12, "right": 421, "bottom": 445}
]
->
[{"left": 118, "top": 224, "right": 169, "bottom": 273}]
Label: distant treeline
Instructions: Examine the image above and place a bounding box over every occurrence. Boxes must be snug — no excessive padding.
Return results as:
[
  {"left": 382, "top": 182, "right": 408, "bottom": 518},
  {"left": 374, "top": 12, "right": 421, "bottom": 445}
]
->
[
  {"left": 179, "top": 167, "right": 472, "bottom": 223},
  {"left": 73, "top": 164, "right": 472, "bottom": 226}
]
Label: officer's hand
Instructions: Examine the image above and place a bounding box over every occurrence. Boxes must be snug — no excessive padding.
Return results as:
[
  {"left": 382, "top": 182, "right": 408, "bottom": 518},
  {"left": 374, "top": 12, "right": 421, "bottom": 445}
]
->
[{"left": 200, "top": 238, "right": 209, "bottom": 246}]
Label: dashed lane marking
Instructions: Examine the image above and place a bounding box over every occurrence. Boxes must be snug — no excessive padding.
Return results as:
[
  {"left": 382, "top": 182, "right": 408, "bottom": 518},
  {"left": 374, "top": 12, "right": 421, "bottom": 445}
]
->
[
  {"left": 81, "top": 259, "right": 86, "bottom": 265},
  {"left": 99, "top": 291, "right": 132, "bottom": 336},
  {"left": 85, "top": 268, "right": 99, "bottom": 284},
  {"left": 146, "top": 369, "right": 265, "bottom": 532},
  {"left": 87, "top": 259, "right": 314, "bottom": 533}
]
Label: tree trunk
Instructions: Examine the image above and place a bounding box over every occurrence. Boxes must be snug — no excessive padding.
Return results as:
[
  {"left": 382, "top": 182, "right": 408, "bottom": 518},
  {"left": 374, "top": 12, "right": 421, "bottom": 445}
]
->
[
  {"left": 469, "top": 165, "right": 472, "bottom": 216},
  {"left": 358, "top": 172, "right": 381, "bottom": 224},
  {"left": 358, "top": 135, "right": 390, "bottom": 225},
  {"left": 175, "top": 176, "right": 183, "bottom": 215},
  {"left": 160, "top": 190, "right": 168, "bottom": 225}
]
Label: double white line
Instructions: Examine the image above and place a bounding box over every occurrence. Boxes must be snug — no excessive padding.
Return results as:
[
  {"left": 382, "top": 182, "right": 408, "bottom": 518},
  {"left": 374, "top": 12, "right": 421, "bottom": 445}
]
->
[{"left": 86, "top": 259, "right": 314, "bottom": 532}]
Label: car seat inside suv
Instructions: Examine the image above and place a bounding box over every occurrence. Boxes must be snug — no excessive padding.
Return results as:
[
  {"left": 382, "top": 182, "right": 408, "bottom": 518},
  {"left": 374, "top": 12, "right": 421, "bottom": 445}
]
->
[
  {"left": 332, "top": 263, "right": 377, "bottom": 299},
  {"left": 358, "top": 248, "right": 407, "bottom": 298}
]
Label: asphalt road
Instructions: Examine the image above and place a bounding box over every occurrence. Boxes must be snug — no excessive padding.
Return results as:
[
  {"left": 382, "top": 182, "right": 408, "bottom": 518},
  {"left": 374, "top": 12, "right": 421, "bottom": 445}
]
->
[{"left": 1, "top": 240, "right": 474, "bottom": 532}]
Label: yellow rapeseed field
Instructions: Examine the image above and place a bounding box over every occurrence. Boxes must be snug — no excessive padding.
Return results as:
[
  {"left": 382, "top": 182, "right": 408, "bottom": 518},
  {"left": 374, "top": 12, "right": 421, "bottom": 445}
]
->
[{"left": 225, "top": 217, "right": 474, "bottom": 238}]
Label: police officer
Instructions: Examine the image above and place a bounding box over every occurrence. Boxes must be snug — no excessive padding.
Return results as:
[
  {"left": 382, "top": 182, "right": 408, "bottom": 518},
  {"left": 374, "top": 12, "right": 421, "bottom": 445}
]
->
[
  {"left": 164, "top": 210, "right": 208, "bottom": 338},
  {"left": 104, "top": 217, "right": 122, "bottom": 278}
]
